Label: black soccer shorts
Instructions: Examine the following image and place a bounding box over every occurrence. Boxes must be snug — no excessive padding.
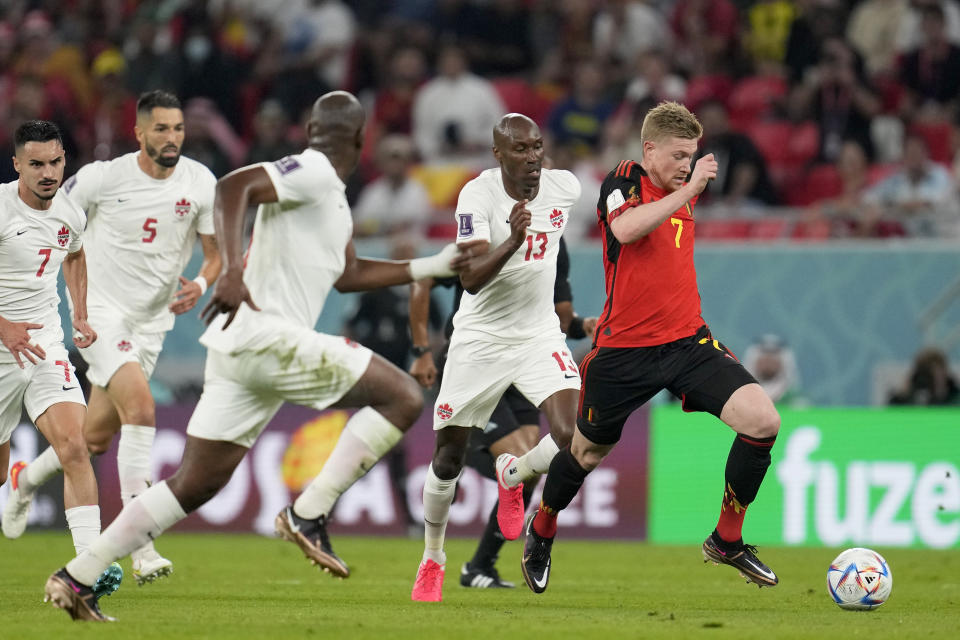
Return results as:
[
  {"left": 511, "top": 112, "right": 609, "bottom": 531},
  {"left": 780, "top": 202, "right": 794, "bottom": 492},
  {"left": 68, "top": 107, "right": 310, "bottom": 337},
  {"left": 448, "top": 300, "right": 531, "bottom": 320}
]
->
[{"left": 577, "top": 325, "right": 757, "bottom": 445}]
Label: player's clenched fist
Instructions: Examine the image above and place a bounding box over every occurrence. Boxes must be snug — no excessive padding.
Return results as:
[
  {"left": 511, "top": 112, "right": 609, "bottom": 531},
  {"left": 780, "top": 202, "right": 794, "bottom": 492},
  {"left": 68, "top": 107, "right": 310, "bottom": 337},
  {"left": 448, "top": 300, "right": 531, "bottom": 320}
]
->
[
  {"left": 688, "top": 153, "right": 718, "bottom": 194},
  {"left": 508, "top": 198, "right": 532, "bottom": 247}
]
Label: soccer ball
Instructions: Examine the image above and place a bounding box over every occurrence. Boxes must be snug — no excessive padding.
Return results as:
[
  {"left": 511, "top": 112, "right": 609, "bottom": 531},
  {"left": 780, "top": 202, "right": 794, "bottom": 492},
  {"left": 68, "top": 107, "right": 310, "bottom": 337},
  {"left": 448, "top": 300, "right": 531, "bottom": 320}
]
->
[{"left": 826, "top": 547, "right": 892, "bottom": 610}]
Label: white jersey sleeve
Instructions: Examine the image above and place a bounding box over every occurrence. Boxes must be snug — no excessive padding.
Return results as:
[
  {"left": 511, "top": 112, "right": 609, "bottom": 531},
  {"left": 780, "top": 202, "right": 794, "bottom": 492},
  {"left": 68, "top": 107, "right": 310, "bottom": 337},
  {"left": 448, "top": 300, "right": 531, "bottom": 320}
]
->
[
  {"left": 261, "top": 154, "right": 336, "bottom": 207},
  {"left": 454, "top": 179, "right": 492, "bottom": 244},
  {"left": 62, "top": 161, "right": 106, "bottom": 219},
  {"left": 195, "top": 170, "right": 217, "bottom": 236}
]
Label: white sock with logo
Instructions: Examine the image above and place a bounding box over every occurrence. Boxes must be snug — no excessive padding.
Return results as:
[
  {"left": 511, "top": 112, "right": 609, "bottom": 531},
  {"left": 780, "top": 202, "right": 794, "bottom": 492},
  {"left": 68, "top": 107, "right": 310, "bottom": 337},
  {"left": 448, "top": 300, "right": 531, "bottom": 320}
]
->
[
  {"left": 66, "top": 481, "right": 186, "bottom": 586},
  {"left": 118, "top": 424, "right": 158, "bottom": 559},
  {"left": 501, "top": 434, "right": 560, "bottom": 488},
  {"left": 65, "top": 505, "right": 100, "bottom": 555},
  {"left": 421, "top": 463, "right": 460, "bottom": 565},
  {"left": 21, "top": 446, "right": 63, "bottom": 493},
  {"left": 293, "top": 407, "right": 402, "bottom": 519}
]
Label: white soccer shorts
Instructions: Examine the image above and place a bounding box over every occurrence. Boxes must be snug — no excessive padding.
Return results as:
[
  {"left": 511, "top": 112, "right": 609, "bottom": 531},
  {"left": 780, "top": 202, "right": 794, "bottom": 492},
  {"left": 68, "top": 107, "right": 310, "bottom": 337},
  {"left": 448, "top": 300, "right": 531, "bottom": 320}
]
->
[
  {"left": 78, "top": 310, "right": 165, "bottom": 387},
  {"left": 433, "top": 333, "right": 581, "bottom": 430},
  {"left": 187, "top": 329, "right": 373, "bottom": 447},
  {"left": 0, "top": 341, "right": 85, "bottom": 444}
]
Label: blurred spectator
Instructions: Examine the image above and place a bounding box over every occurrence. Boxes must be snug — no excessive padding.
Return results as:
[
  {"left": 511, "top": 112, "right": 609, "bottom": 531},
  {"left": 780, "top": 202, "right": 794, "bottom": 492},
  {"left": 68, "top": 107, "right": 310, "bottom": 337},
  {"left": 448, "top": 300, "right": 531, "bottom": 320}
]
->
[
  {"left": 275, "top": 0, "right": 356, "bottom": 89},
  {"left": 798, "top": 140, "right": 870, "bottom": 238},
  {"left": 783, "top": 0, "right": 846, "bottom": 85},
  {"left": 744, "top": 0, "right": 796, "bottom": 69},
  {"left": 547, "top": 59, "right": 616, "bottom": 159},
  {"left": 790, "top": 38, "right": 880, "bottom": 162},
  {"left": 898, "top": 2, "right": 960, "bottom": 123},
  {"left": 353, "top": 135, "right": 433, "bottom": 238},
  {"left": 896, "top": 0, "right": 960, "bottom": 52},
  {"left": 122, "top": 14, "right": 182, "bottom": 97},
  {"left": 88, "top": 49, "right": 138, "bottom": 162},
  {"left": 463, "top": 0, "right": 534, "bottom": 77},
  {"left": 743, "top": 334, "right": 804, "bottom": 406},
  {"left": 181, "top": 97, "right": 247, "bottom": 177},
  {"left": 368, "top": 46, "right": 427, "bottom": 144},
  {"left": 889, "top": 347, "right": 960, "bottom": 405},
  {"left": 621, "top": 50, "right": 687, "bottom": 108},
  {"left": 863, "top": 134, "right": 959, "bottom": 236},
  {"left": 244, "top": 99, "right": 298, "bottom": 165},
  {"left": 593, "top": 0, "right": 672, "bottom": 79},
  {"left": 846, "top": 0, "right": 908, "bottom": 77},
  {"left": 669, "top": 0, "right": 740, "bottom": 75},
  {"left": 412, "top": 44, "right": 505, "bottom": 167},
  {"left": 696, "top": 99, "right": 778, "bottom": 207}
]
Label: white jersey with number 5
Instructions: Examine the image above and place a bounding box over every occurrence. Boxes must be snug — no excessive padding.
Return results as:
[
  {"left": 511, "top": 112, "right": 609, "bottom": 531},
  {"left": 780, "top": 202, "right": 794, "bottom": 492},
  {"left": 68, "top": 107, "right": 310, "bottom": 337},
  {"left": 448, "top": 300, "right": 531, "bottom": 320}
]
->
[
  {"left": 200, "top": 149, "right": 353, "bottom": 354},
  {"left": 0, "top": 181, "right": 85, "bottom": 364},
  {"left": 62, "top": 152, "right": 216, "bottom": 333},
  {"left": 452, "top": 167, "right": 580, "bottom": 344}
]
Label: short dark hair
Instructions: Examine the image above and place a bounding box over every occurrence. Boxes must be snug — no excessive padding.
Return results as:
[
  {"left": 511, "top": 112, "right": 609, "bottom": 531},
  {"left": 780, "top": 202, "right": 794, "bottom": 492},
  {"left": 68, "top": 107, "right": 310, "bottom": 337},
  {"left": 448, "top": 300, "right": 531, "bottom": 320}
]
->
[
  {"left": 14, "top": 120, "right": 63, "bottom": 150},
  {"left": 136, "top": 90, "right": 182, "bottom": 117}
]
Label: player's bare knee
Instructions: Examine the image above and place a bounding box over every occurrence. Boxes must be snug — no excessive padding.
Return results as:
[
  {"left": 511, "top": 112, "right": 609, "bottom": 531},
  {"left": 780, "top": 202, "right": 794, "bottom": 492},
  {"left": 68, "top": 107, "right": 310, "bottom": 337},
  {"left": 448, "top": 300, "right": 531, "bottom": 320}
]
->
[
  {"left": 744, "top": 406, "right": 780, "bottom": 439},
  {"left": 0, "top": 469, "right": 7, "bottom": 487},
  {"left": 167, "top": 471, "right": 227, "bottom": 513},
  {"left": 85, "top": 436, "right": 111, "bottom": 457},
  {"left": 57, "top": 435, "right": 92, "bottom": 472}
]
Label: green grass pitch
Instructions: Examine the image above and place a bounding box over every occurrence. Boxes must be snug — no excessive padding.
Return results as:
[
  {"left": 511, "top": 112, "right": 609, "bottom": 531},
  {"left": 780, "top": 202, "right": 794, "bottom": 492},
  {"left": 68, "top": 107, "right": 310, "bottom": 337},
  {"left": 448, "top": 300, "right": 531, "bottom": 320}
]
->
[{"left": 1, "top": 532, "right": 957, "bottom": 639}]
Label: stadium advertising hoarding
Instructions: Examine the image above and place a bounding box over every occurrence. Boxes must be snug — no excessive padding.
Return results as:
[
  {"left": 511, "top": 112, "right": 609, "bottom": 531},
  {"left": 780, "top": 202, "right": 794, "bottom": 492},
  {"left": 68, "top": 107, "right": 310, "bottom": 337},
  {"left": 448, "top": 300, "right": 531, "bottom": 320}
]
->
[
  {"left": 82, "top": 404, "right": 650, "bottom": 539},
  {"left": 649, "top": 406, "right": 960, "bottom": 549}
]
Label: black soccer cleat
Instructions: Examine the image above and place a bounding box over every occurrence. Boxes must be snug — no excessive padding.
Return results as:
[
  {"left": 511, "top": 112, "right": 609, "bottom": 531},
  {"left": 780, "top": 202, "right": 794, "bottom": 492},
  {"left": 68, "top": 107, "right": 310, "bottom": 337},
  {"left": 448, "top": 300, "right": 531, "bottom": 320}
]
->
[
  {"left": 521, "top": 516, "right": 553, "bottom": 594},
  {"left": 460, "top": 562, "right": 515, "bottom": 589},
  {"left": 702, "top": 531, "right": 778, "bottom": 587},
  {"left": 44, "top": 568, "right": 115, "bottom": 622},
  {"left": 275, "top": 505, "right": 350, "bottom": 578}
]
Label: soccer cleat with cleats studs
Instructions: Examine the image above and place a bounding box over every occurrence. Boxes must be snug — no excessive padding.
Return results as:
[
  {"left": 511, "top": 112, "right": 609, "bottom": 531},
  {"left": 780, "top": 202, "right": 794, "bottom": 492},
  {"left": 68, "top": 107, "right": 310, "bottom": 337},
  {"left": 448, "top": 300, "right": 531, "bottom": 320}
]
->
[
  {"left": 520, "top": 515, "right": 553, "bottom": 594},
  {"left": 411, "top": 558, "right": 445, "bottom": 602},
  {"left": 2, "top": 461, "right": 35, "bottom": 539},
  {"left": 45, "top": 568, "right": 115, "bottom": 622},
  {"left": 275, "top": 505, "right": 349, "bottom": 578},
  {"left": 702, "top": 532, "right": 778, "bottom": 588},
  {"left": 460, "top": 562, "right": 515, "bottom": 589},
  {"left": 91, "top": 562, "right": 124, "bottom": 599},
  {"left": 494, "top": 454, "right": 525, "bottom": 540},
  {"left": 132, "top": 550, "right": 173, "bottom": 585}
]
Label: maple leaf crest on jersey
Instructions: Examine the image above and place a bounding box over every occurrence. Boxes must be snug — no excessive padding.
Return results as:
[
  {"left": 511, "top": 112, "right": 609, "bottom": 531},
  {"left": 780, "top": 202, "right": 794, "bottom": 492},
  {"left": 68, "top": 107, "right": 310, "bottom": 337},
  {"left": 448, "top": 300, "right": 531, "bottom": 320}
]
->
[
  {"left": 175, "top": 198, "right": 191, "bottom": 218},
  {"left": 550, "top": 208, "right": 564, "bottom": 229},
  {"left": 436, "top": 403, "right": 453, "bottom": 421},
  {"left": 57, "top": 225, "right": 70, "bottom": 247},
  {"left": 117, "top": 339, "right": 132, "bottom": 352}
]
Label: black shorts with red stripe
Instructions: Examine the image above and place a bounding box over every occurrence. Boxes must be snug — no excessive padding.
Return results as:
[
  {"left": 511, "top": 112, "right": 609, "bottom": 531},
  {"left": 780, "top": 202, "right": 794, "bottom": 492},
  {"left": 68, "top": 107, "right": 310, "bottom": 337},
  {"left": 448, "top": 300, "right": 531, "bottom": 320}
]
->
[{"left": 577, "top": 325, "right": 757, "bottom": 445}]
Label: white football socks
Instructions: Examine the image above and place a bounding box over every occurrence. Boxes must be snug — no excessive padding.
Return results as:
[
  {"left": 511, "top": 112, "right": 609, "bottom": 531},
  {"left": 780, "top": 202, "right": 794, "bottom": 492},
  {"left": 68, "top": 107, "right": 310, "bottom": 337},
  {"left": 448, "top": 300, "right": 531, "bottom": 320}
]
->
[
  {"left": 22, "top": 445, "right": 63, "bottom": 493},
  {"left": 66, "top": 481, "right": 185, "bottom": 586},
  {"left": 421, "top": 463, "right": 460, "bottom": 565},
  {"left": 118, "top": 424, "right": 159, "bottom": 559},
  {"left": 293, "top": 407, "right": 402, "bottom": 519},
  {"left": 65, "top": 505, "right": 100, "bottom": 555},
  {"left": 501, "top": 434, "right": 560, "bottom": 488}
]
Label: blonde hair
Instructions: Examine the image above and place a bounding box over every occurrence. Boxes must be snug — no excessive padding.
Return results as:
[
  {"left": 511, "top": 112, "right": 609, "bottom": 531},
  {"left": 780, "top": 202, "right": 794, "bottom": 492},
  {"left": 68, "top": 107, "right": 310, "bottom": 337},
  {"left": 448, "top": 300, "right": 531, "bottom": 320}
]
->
[{"left": 640, "top": 101, "right": 703, "bottom": 145}]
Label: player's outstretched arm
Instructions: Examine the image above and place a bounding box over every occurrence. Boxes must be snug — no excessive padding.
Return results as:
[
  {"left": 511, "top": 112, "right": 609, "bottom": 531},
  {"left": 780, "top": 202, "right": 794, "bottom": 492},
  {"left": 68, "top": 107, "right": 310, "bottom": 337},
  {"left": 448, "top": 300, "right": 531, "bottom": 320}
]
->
[
  {"left": 170, "top": 234, "right": 222, "bottom": 315},
  {"left": 333, "top": 240, "right": 463, "bottom": 293},
  {"left": 458, "top": 198, "right": 531, "bottom": 294},
  {"left": 201, "top": 166, "right": 275, "bottom": 327},
  {"left": 62, "top": 247, "right": 96, "bottom": 348},
  {"left": 408, "top": 277, "right": 437, "bottom": 388},
  {"left": 609, "top": 154, "right": 718, "bottom": 244}
]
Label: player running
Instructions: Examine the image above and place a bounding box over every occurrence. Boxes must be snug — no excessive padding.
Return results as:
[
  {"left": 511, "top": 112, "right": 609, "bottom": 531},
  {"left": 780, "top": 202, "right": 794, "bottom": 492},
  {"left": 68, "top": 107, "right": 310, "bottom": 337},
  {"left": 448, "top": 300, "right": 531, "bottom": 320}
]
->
[
  {"left": 521, "top": 101, "right": 781, "bottom": 594},
  {"left": 3, "top": 91, "right": 221, "bottom": 586},
  {"left": 1, "top": 120, "right": 121, "bottom": 600},
  {"left": 411, "top": 114, "right": 582, "bottom": 602},
  {"left": 43, "top": 91, "right": 463, "bottom": 622}
]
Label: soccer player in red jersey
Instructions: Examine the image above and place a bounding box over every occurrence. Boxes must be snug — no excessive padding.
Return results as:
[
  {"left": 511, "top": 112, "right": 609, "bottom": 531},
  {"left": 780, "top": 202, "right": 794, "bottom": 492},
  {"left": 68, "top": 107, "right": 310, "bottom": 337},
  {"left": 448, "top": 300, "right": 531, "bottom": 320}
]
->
[{"left": 521, "top": 102, "right": 782, "bottom": 593}]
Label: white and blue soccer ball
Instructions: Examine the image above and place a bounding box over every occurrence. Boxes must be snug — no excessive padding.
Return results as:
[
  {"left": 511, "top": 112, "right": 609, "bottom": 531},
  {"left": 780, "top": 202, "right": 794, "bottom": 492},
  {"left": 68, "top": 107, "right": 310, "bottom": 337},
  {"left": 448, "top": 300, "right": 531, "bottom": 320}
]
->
[{"left": 826, "top": 547, "right": 892, "bottom": 610}]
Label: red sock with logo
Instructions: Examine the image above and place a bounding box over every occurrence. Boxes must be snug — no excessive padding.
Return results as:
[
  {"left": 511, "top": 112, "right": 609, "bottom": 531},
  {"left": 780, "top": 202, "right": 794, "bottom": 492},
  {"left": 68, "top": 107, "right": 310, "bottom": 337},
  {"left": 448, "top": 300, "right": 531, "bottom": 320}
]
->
[{"left": 716, "top": 433, "right": 776, "bottom": 543}]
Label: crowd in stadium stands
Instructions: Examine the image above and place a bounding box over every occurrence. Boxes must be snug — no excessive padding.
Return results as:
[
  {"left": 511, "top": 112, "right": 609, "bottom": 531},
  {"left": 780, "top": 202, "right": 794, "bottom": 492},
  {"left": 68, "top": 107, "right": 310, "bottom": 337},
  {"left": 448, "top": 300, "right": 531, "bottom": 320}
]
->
[{"left": 2, "top": 0, "right": 960, "bottom": 241}]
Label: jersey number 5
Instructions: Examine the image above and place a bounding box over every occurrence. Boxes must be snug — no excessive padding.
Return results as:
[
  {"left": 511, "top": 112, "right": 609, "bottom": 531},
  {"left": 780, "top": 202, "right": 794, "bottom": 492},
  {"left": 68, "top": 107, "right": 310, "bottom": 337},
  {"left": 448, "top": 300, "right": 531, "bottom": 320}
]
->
[
  {"left": 142, "top": 218, "right": 158, "bottom": 243},
  {"left": 524, "top": 233, "right": 548, "bottom": 261}
]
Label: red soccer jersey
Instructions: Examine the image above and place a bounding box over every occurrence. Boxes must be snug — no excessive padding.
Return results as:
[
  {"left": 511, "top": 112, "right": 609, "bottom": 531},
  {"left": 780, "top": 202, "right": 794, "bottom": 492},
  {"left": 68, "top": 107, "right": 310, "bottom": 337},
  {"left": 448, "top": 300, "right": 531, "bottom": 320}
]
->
[{"left": 592, "top": 160, "right": 704, "bottom": 347}]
